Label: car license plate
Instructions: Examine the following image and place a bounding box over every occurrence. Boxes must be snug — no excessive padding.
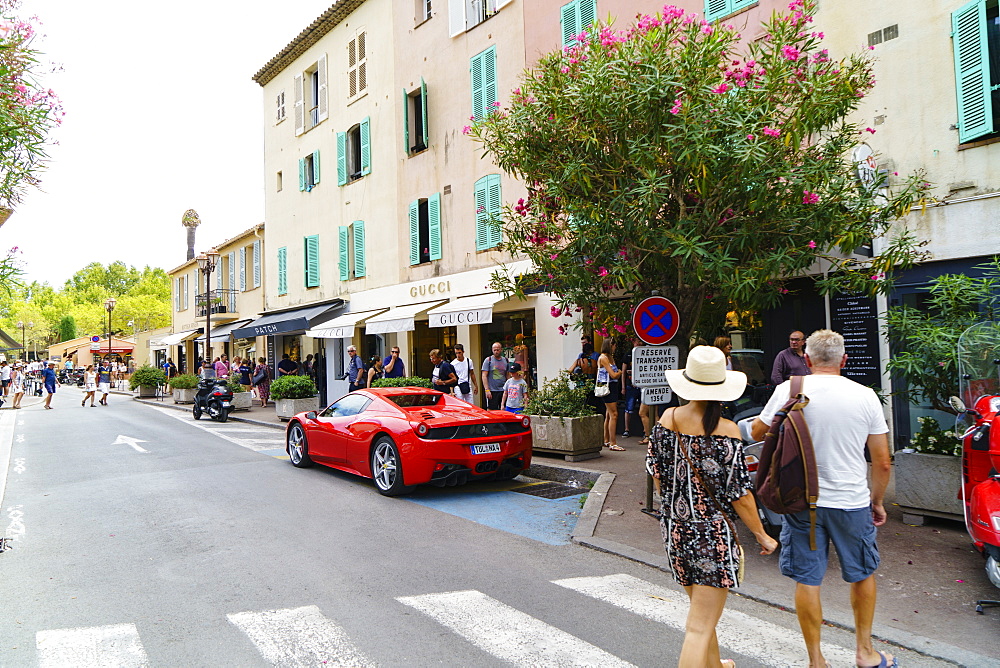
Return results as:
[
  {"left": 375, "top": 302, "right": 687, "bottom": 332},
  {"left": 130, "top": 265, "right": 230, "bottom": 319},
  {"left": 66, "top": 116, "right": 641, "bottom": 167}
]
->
[{"left": 471, "top": 442, "right": 501, "bottom": 455}]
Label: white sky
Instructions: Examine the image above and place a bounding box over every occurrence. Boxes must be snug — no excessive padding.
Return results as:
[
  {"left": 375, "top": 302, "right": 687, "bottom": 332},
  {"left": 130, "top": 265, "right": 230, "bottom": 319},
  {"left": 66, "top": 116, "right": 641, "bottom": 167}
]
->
[{"left": 9, "top": 0, "right": 336, "bottom": 288}]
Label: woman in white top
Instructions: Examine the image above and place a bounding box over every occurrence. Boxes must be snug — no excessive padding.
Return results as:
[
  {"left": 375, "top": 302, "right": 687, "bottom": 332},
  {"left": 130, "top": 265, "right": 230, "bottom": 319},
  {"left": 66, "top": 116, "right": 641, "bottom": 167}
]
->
[
  {"left": 82, "top": 364, "right": 97, "bottom": 407},
  {"left": 9, "top": 364, "right": 24, "bottom": 409}
]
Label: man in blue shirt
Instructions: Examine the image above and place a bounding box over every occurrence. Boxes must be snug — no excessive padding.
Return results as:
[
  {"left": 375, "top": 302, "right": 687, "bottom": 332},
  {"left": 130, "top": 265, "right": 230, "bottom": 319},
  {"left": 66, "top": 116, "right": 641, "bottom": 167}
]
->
[
  {"left": 43, "top": 361, "right": 59, "bottom": 409},
  {"left": 347, "top": 345, "right": 366, "bottom": 392},
  {"left": 382, "top": 346, "right": 405, "bottom": 378}
]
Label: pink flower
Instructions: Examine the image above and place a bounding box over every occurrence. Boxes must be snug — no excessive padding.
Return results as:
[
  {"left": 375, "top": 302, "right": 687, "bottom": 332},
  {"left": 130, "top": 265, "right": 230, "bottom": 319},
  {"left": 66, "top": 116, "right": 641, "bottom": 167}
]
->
[
  {"left": 597, "top": 267, "right": 609, "bottom": 277},
  {"left": 549, "top": 253, "right": 558, "bottom": 260},
  {"left": 558, "top": 325, "right": 566, "bottom": 335},
  {"left": 462, "top": 125, "right": 471, "bottom": 135},
  {"left": 560, "top": 66, "right": 570, "bottom": 74},
  {"left": 763, "top": 127, "right": 781, "bottom": 137},
  {"left": 802, "top": 190, "right": 820, "bottom": 204},
  {"left": 747, "top": 134, "right": 755, "bottom": 141},
  {"left": 807, "top": 240, "right": 817, "bottom": 248},
  {"left": 613, "top": 324, "right": 627, "bottom": 333},
  {"left": 550, "top": 306, "right": 562, "bottom": 318},
  {"left": 781, "top": 45, "right": 801, "bottom": 61},
  {"left": 711, "top": 82, "right": 730, "bottom": 94},
  {"left": 864, "top": 127, "right": 876, "bottom": 134}
]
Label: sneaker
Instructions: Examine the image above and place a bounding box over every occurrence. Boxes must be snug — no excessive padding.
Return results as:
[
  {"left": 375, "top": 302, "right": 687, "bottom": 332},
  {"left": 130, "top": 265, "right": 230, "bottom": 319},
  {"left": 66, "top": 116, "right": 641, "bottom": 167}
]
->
[{"left": 622, "top": 430, "right": 630, "bottom": 438}]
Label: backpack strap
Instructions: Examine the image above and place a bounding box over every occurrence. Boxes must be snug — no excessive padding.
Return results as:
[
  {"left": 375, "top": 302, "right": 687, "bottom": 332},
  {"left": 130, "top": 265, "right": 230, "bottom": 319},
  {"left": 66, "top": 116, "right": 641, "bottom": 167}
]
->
[{"left": 786, "top": 375, "right": 819, "bottom": 550}]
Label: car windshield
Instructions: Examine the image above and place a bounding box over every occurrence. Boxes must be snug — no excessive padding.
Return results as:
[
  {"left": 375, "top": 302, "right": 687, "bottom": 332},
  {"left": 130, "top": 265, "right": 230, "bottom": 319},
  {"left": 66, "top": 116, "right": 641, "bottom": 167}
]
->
[{"left": 386, "top": 394, "right": 442, "bottom": 408}]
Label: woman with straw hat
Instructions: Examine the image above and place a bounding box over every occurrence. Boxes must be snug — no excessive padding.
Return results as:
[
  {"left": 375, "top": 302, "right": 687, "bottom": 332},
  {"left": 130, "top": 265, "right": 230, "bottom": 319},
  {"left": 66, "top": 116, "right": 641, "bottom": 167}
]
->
[{"left": 647, "top": 345, "right": 778, "bottom": 666}]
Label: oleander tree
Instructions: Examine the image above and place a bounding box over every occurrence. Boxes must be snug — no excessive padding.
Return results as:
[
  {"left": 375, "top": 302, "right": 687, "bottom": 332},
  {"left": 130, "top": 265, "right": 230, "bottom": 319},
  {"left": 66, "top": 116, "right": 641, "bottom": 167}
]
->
[{"left": 469, "top": 0, "right": 929, "bottom": 349}]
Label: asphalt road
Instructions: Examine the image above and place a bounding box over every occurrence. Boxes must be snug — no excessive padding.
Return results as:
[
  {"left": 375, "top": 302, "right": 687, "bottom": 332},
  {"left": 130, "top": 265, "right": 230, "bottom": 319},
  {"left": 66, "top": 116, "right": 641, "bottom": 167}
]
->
[{"left": 0, "top": 398, "right": 955, "bottom": 667}]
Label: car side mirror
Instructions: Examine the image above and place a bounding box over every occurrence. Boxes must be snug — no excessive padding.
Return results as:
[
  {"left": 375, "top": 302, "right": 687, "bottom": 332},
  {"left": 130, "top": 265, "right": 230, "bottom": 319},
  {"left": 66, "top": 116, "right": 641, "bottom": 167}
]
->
[{"left": 304, "top": 411, "right": 317, "bottom": 421}]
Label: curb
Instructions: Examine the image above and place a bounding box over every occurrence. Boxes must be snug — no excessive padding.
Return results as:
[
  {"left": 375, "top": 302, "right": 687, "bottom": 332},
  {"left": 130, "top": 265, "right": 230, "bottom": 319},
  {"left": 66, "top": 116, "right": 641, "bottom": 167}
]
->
[{"left": 548, "top": 458, "right": 984, "bottom": 668}]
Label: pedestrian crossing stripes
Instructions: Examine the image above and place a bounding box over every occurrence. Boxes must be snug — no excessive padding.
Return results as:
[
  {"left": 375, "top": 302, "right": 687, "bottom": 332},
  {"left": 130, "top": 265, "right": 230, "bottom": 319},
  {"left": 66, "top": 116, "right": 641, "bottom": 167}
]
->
[{"left": 25, "top": 574, "right": 878, "bottom": 667}]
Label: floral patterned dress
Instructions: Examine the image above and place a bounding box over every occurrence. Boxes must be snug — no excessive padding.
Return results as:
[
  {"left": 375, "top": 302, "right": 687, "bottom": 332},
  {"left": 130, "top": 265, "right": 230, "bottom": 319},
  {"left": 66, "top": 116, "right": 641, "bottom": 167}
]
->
[{"left": 646, "top": 423, "right": 753, "bottom": 588}]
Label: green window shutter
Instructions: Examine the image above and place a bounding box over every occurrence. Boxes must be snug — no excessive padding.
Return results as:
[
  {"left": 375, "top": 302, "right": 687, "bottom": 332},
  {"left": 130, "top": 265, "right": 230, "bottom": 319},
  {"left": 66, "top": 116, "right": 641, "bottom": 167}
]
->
[
  {"left": 304, "top": 235, "right": 320, "bottom": 287},
  {"left": 409, "top": 200, "right": 420, "bottom": 265},
  {"left": 953, "top": 0, "right": 993, "bottom": 143},
  {"left": 353, "top": 220, "right": 366, "bottom": 277},
  {"left": 253, "top": 240, "right": 261, "bottom": 288},
  {"left": 470, "top": 52, "right": 484, "bottom": 120},
  {"left": 421, "top": 77, "right": 429, "bottom": 148},
  {"left": 483, "top": 47, "right": 497, "bottom": 116},
  {"left": 732, "top": 0, "right": 754, "bottom": 9},
  {"left": 312, "top": 150, "right": 320, "bottom": 184},
  {"left": 337, "top": 131, "right": 347, "bottom": 185},
  {"left": 486, "top": 174, "right": 502, "bottom": 248},
  {"left": 239, "top": 247, "right": 247, "bottom": 292},
  {"left": 428, "top": 193, "right": 441, "bottom": 261},
  {"left": 474, "top": 176, "right": 489, "bottom": 251},
  {"left": 277, "top": 247, "right": 287, "bottom": 295},
  {"left": 298, "top": 158, "right": 306, "bottom": 191},
  {"left": 705, "top": 0, "right": 732, "bottom": 22},
  {"left": 402, "top": 88, "right": 410, "bottom": 154},
  {"left": 338, "top": 226, "right": 350, "bottom": 281},
  {"left": 360, "top": 117, "right": 371, "bottom": 175},
  {"left": 561, "top": 1, "right": 578, "bottom": 47}
]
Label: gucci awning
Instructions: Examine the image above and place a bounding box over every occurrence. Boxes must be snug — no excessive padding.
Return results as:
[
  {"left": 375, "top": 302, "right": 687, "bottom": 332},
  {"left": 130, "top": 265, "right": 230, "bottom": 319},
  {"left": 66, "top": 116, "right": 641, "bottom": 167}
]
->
[
  {"left": 364, "top": 301, "right": 446, "bottom": 335},
  {"left": 305, "top": 309, "right": 388, "bottom": 339},
  {"left": 426, "top": 293, "right": 504, "bottom": 328},
  {"left": 231, "top": 300, "right": 345, "bottom": 339}
]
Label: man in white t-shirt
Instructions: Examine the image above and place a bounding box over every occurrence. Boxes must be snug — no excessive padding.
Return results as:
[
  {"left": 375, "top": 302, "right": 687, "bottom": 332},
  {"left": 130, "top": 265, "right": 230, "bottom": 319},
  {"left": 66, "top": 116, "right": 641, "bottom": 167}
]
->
[
  {"left": 751, "top": 329, "right": 893, "bottom": 668},
  {"left": 451, "top": 343, "right": 477, "bottom": 404}
]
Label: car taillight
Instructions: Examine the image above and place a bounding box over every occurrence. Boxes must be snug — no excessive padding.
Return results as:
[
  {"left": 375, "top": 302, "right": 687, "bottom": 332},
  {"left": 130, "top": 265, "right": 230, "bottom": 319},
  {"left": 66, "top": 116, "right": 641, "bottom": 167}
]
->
[
  {"left": 745, "top": 453, "right": 759, "bottom": 473},
  {"left": 415, "top": 422, "right": 429, "bottom": 437},
  {"left": 521, "top": 416, "right": 531, "bottom": 428}
]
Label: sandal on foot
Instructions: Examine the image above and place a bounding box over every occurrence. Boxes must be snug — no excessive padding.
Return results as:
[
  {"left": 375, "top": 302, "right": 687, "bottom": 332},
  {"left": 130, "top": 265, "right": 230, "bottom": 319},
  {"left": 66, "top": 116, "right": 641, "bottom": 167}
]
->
[
  {"left": 609, "top": 444, "right": 626, "bottom": 451},
  {"left": 721, "top": 661, "right": 736, "bottom": 668},
  {"left": 858, "top": 650, "right": 896, "bottom": 668}
]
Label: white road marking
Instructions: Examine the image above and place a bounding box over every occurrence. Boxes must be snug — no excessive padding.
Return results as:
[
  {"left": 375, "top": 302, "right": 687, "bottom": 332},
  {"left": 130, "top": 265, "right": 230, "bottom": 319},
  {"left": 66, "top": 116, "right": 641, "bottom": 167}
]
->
[
  {"left": 112, "top": 435, "right": 149, "bottom": 453},
  {"left": 397, "top": 589, "right": 635, "bottom": 667},
  {"left": 227, "top": 605, "right": 376, "bottom": 667},
  {"left": 553, "top": 574, "right": 857, "bottom": 666},
  {"left": 13, "top": 457, "right": 25, "bottom": 473},
  {"left": 36, "top": 623, "right": 150, "bottom": 667},
  {"left": 0, "top": 409, "right": 15, "bottom": 507},
  {"left": 16, "top": 433, "right": 24, "bottom": 442},
  {"left": 5, "top": 503, "right": 24, "bottom": 542},
  {"left": 145, "top": 405, "right": 283, "bottom": 452}
]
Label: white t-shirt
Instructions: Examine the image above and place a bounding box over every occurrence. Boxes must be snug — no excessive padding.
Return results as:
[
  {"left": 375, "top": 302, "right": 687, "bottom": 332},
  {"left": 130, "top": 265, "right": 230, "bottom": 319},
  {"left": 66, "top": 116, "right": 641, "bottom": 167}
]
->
[
  {"left": 758, "top": 374, "right": 888, "bottom": 510},
  {"left": 0, "top": 366, "right": 10, "bottom": 381},
  {"left": 453, "top": 357, "right": 474, "bottom": 384}
]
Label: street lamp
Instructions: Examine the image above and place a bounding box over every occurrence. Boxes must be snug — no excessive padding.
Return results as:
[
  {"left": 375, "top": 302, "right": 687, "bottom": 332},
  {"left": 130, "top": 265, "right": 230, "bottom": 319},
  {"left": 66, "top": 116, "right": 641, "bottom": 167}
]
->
[
  {"left": 16, "top": 320, "right": 31, "bottom": 360},
  {"left": 104, "top": 298, "right": 116, "bottom": 366},
  {"left": 196, "top": 248, "right": 220, "bottom": 372}
]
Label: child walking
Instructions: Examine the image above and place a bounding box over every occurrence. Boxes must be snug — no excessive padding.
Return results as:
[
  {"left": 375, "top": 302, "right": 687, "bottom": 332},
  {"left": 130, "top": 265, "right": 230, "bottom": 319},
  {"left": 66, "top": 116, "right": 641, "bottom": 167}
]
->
[{"left": 501, "top": 362, "right": 529, "bottom": 414}]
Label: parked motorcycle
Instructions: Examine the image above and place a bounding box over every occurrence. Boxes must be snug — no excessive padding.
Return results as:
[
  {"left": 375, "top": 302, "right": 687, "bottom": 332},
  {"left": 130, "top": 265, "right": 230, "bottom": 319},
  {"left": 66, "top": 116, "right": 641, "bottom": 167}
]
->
[
  {"left": 950, "top": 322, "right": 1000, "bottom": 612},
  {"left": 738, "top": 414, "right": 784, "bottom": 541},
  {"left": 192, "top": 376, "right": 233, "bottom": 422}
]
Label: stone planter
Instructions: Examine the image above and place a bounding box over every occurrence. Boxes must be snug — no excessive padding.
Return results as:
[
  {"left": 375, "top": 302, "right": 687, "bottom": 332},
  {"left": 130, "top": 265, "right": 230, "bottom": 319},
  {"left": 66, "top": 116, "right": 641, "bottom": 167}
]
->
[
  {"left": 173, "top": 388, "right": 196, "bottom": 404},
  {"left": 276, "top": 396, "right": 320, "bottom": 421},
  {"left": 528, "top": 414, "right": 604, "bottom": 461},
  {"left": 894, "top": 451, "right": 963, "bottom": 524},
  {"left": 231, "top": 391, "right": 253, "bottom": 411},
  {"left": 135, "top": 386, "right": 158, "bottom": 398}
]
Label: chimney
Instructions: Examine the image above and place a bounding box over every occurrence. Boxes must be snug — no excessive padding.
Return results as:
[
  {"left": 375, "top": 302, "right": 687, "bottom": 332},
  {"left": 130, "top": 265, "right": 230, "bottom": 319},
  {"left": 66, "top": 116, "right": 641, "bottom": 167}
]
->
[{"left": 181, "top": 209, "right": 201, "bottom": 261}]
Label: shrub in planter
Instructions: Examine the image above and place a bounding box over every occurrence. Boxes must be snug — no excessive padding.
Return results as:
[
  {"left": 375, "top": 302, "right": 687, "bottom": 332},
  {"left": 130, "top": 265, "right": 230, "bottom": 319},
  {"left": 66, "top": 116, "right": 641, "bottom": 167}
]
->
[
  {"left": 169, "top": 374, "right": 200, "bottom": 390},
  {"left": 371, "top": 376, "right": 433, "bottom": 389},
  {"left": 269, "top": 375, "right": 317, "bottom": 400},
  {"left": 909, "top": 416, "right": 961, "bottom": 456},
  {"left": 525, "top": 372, "right": 602, "bottom": 461},
  {"left": 525, "top": 371, "right": 597, "bottom": 419},
  {"left": 225, "top": 379, "right": 246, "bottom": 394},
  {"left": 129, "top": 365, "right": 166, "bottom": 390}
]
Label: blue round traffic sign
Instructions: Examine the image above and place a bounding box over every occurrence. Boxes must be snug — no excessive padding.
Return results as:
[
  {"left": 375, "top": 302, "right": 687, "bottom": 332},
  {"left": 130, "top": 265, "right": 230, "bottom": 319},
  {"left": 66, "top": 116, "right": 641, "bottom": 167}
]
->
[
  {"left": 91, "top": 336, "right": 101, "bottom": 342},
  {"left": 632, "top": 296, "right": 680, "bottom": 346}
]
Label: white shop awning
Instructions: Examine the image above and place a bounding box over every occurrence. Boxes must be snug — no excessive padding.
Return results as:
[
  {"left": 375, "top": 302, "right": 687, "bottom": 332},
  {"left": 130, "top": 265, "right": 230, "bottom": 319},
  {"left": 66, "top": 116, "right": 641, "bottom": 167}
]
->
[
  {"left": 193, "top": 319, "right": 251, "bottom": 344},
  {"left": 160, "top": 329, "right": 201, "bottom": 346},
  {"left": 305, "top": 309, "right": 388, "bottom": 339},
  {"left": 426, "top": 293, "right": 504, "bottom": 328},
  {"left": 364, "top": 301, "right": 446, "bottom": 335}
]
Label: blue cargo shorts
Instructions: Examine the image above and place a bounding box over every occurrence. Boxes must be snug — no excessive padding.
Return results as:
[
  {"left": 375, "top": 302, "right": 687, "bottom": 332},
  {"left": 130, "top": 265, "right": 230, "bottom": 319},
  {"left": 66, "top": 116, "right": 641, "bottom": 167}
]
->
[
  {"left": 624, "top": 386, "right": 641, "bottom": 413},
  {"left": 779, "top": 506, "right": 879, "bottom": 586}
]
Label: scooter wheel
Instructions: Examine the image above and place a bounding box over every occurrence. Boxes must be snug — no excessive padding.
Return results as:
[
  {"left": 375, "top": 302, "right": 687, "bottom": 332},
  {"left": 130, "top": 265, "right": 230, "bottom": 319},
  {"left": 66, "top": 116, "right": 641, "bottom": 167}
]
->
[{"left": 193, "top": 403, "right": 202, "bottom": 420}]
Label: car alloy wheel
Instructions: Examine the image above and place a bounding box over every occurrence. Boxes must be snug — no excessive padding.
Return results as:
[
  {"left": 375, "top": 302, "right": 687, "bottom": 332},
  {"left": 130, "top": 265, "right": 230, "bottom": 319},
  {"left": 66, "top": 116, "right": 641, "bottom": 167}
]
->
[
  {"left": 287, "top": 423, "right": 313, "bottom": 468},
  {"left": 371, "top": 436, "right": 413, "bottom": 496}
]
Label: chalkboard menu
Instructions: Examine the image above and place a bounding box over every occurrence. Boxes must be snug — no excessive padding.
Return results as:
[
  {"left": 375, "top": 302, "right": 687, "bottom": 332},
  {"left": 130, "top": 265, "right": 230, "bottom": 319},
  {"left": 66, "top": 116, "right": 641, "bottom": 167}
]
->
[{"left": 829, "top": 292, "right": 881, "bottom": 388}]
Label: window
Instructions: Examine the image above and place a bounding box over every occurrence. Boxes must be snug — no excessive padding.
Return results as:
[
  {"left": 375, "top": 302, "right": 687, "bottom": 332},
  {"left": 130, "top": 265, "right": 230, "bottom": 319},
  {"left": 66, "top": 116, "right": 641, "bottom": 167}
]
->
[
  {"left": 470, "top": 46, "right": 497, "bottom": 121},
  {"left": 952, "top": 0, "right": 1000, "bottom": 143},
  {"left": 239, "top": 246, "right": 247, "bottom": 292},
  {"left": 276, "top": 91, "right": 286, "bottom": 123},
  {"left": 704, "top": 0, "right": 755, "bottom": 23},
  {"left": 348, "top": 31, "right": 367, "bottom": 101},
  {"left": 417, "top": 0, "right": 432, "bottom": 23},
  {"left": 277, "top": 247, "right": 288, "bottom": 295},
  {"left": 474, "top": 174, "right": 502, "bottom": 251},
  {"left": 304, "top": 235, "right": 320, "bottom": 288},
  {"left": 299, "top": 151, "right": 320, "bottom": 191},
  {"left": 339, "top": 221, "right": 366, "bottom": 280},
  {"left": 175, "top": 275, "right": 186, "bottom": 311},
  {"left": 337, "top": 118, "right": 371, "bottom": 185},
  {"left": 293, "top": 55, "right": 328, "bottom": 136},
  {"left": 404, "top": 79, "right": 429, "bottom": 154},
  {"left": 560, "top": 0, "right": 596, "bottom": 47},
  {"left": 276, "top": 171, "right": 283, "bottom": 192},
  {"left": 449, "top": 0, "right": 512, "bottom": 36},
  {"left": 409, "top": 193, "right": 441, "bottom": 265}
]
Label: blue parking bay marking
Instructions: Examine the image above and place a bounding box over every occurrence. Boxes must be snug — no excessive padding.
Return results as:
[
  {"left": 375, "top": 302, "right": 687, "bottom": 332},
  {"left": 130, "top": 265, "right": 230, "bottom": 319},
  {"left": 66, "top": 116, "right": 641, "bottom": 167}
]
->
[{"left": 404, "top": 484, "right": 584, "bottom": 546}]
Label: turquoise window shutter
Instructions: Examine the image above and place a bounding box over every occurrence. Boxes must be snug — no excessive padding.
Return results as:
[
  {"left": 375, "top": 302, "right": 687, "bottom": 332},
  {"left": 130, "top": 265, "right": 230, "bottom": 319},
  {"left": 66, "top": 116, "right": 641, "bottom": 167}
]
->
[
  {"left": 474, "top": 176, "right": 489, "bottom": 251},
  {"left": 402, "top": 88, "right": 410, "bottom": 153},
  {"left": 579, "top": 0, "right": 596, "bottom": 35},
  {"left": 561, "top": 1, "right": 578, "bottom": 47},
  {"left": 353, "top": 220, "right": 366, "bottom": 277},
  {"left": 338, "top": 226, "right": 349, "bottom": 281},
  {"left": 360, "top": 117, "right": 371, "bottom": 175},
  {"left": 733, "top": 0, "right": 754, "bottom": 10},
  {"left": 298, "top": 158, "right": 306, "bottom": 191},
  {"left": 953, "top": 0, "right": 993, "bottom": 143},
  {"left": 483, "top": 47, "right": 497, "bottom": 116},
  {"left": 705, "top": 0, "right": 731, "bottom": 22},
  {"left": 304, "top": 235, "right": 320, "bottom": 287},
  {"left": 421, "top": 77, "right": 429, "bottom": 148},
  {"left": 312, "top": 150, "right": 320, "bottom": 184},
  {"left": 428, "top": 193, "right": 441, "bottom": 261},
  {"left": 409, "top": 200, "right": 420, "bottom": 265},
  {"left": 337, "top": 131, "right": 347, "bottom": 185},
  {"left": 253, "top": 240, "right": 261, "bottom": 288},
  {"left": 486, "top": 174, "right": 502, "bottom": 248},
  {"left": 470, "top": 52, "right": 484, "bottom": 120},
  {"left": 277, "top": 247, "right": 287, "bottom": 295}
]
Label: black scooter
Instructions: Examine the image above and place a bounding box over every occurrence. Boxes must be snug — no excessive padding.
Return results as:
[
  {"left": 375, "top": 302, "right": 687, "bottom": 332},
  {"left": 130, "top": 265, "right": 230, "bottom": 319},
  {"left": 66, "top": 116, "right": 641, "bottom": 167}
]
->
[{"left": 192, "top": 376, "right": 233, "bottom": 422}]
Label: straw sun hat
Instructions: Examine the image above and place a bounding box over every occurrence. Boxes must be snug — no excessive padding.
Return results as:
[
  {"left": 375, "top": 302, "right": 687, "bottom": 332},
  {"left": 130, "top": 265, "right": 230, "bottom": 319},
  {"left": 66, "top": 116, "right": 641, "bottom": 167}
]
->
[{"left": 664, "top": 345, "right": 747, "bottom": 402}]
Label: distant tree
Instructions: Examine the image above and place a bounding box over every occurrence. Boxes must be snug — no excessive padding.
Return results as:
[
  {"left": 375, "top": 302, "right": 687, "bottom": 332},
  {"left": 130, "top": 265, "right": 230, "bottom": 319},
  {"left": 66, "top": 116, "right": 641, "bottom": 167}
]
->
[
  {"left": 470, "top": 1, "right": 929, "bottom": 346},
  {"left": 56, "top": 314, "right": 76, "bottom": 341}
]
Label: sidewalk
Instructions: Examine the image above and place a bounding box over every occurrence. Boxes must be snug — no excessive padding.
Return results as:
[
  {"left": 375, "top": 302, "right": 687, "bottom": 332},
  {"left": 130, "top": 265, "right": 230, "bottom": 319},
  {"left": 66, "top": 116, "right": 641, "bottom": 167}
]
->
[{"left": 549, "top": 435, "right": 999, "bottom": 667}]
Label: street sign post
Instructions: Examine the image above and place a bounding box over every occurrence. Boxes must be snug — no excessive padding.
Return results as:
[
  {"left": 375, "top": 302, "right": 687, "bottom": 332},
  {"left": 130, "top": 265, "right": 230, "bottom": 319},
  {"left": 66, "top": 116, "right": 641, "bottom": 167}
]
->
[{"left": 632, "top": 296, "right": 680, "bottom": 346}]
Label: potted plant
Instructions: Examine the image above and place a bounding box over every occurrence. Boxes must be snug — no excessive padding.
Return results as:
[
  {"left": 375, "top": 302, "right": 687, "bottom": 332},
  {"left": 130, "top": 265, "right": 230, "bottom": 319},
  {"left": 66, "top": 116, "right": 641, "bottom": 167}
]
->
[
  {"left": 524, "top": 371, "right": 602, "bottom": 461},
  {"left": 129, "top": 365, "right": 166, "bottom": 398},
  {"left": 895, "top": 416, "right": 964, "bottom": 523},
  {"left": 169, "top": 374, "right": 199, "bottom": 403},
  {"left": 371, "top": 376, "right": 434, "bottom": 389},
  {"left": 225, "top": 378, "right": 253, "bottom": 411},
  {"left": 270, "top": 375, "right": 319, "bottom": 421}
]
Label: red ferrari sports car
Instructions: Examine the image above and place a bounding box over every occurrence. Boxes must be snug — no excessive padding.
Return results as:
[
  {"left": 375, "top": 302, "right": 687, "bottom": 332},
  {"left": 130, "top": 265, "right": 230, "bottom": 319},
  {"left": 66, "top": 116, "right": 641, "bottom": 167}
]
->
[{"left": 284, "top": 387, "right": 533, "bottom": 496}]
